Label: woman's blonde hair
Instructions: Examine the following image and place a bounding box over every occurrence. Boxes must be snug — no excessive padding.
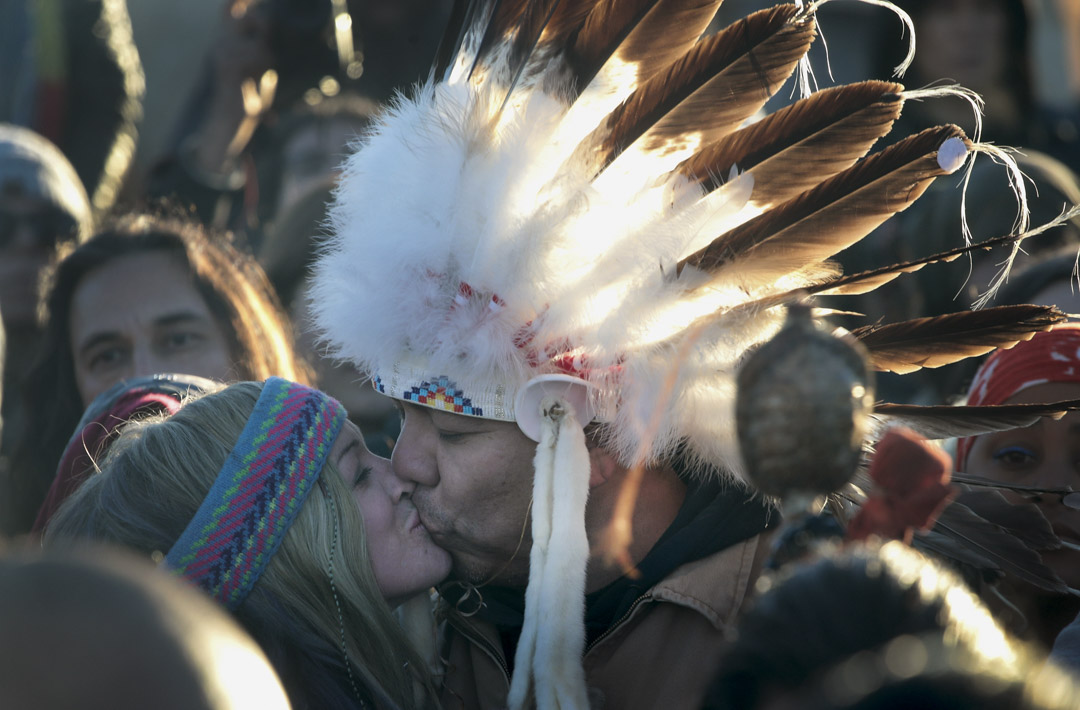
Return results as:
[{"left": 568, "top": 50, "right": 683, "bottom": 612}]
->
[{"left": 45, "top": 381, "right": 436, "bottom": 709}]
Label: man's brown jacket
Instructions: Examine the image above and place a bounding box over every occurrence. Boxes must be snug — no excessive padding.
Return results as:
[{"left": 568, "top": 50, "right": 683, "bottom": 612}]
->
[{"left": 434, "top": 532, "right": 770, "bottom": 710}]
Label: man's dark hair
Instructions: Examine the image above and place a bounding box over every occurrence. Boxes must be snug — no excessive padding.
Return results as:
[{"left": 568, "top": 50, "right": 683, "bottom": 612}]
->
[{"left": 2, "top": 213, "right": 311, "bottom": 535}]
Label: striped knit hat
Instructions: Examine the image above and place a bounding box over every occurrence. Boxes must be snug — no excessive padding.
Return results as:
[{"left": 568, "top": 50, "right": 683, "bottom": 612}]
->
[{"left": 164, "top": 377, "right": 348, "bottom": 610}]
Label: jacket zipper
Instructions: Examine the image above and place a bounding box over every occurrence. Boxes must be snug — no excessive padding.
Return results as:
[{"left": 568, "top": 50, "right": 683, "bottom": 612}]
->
[
  {"left": 584, "top": 592, "right": 653, "bottom": 655},
  {"left": 451, "top": 614, "right": 512, "bottom": 685},
  {"left": 450, "top": 591, "right": 656, "bottom": 685}
]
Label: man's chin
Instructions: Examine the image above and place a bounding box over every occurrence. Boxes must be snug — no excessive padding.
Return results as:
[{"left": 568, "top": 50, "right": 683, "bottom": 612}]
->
[
  {"left": 449, "top": 555, "right": 529, "bottom": 588},
  {"left": 415, "top": 532, "right": 487, "bottom": 585},
  {"left": 450, "top": 565, "right": 489, "bottom": 587}
]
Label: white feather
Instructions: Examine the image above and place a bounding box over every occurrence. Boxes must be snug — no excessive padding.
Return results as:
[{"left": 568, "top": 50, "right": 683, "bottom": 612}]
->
[
  {"left": 509, "top": 399, "right": 591, "bottom": 710},
  {"left": 310, "top": 65, "right": 860, "bottom": 473},
  {"left": 309, "top": 0, "right": 1003, "bottom": 485}
]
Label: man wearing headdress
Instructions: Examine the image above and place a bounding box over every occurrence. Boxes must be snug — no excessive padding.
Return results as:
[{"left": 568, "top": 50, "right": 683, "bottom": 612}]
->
[
  {"left": 310, "top": 1, "right": 1015, "bottom": 708},
  {"left": 388, "top": 384, "right": 774, "bottom": 709}
]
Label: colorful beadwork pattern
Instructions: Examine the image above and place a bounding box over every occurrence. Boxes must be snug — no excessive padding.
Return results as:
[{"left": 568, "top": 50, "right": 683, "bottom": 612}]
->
[
  {"left": 403, "top": 375, "right": 484, "bottom": 416},
  {"left": 164, "top": 377, "right": 347, "bottom": 610},
  {"left": 373, "top": 362, "right": 514, "bottom": 421}
]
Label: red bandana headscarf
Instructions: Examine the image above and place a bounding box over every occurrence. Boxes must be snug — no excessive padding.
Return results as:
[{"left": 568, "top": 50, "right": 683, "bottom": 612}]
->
[{"left": 955, "top": 323, "right": 1080, "bottom": 470}]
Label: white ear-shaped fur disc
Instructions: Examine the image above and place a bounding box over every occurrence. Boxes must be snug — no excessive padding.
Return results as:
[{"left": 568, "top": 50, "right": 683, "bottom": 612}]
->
[{"left": 515, "top": 375, "right": 597, "bottom": 442}]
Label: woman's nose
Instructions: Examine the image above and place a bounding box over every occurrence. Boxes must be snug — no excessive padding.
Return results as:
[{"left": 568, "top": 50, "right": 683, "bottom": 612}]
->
[
  {"left": 387, "top": 470, "right": 416, "bottom": 503},
  {"left": 371, "top": 456, "right": 416, "bottom": 503}
]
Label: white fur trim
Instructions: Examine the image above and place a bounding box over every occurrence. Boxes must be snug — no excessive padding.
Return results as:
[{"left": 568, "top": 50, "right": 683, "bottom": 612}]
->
[
  {"left": 514, "top": 375, "right": 597, "bottom": 442},
  {"left": 308, "top": 78, "right": 789, "bottom": 474},
  {"left": 309, "top": 5, "right": 984, "bottom": 477},
  {"left": 509, "top": 397, "right": 591, "bottom": 710}
]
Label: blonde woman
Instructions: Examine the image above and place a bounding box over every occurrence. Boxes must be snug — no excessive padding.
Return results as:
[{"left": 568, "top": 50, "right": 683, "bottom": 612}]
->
[{"left": 45, "top": 378, "right": 450, "bottom": 710}]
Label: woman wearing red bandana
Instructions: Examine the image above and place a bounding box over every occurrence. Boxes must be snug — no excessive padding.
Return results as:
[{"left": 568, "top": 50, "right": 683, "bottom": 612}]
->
[{"left": 957, "top": 324, "right": 1080, "bottom": 650}]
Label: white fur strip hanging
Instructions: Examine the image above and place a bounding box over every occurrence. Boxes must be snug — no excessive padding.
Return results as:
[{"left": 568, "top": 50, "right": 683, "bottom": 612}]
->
[{"left": 509, "top": 398, "right": 591, "bottom": 710}]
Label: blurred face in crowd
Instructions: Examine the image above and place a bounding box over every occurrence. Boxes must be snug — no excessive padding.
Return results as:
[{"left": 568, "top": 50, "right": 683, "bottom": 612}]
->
[
  {"left": 0, "top": 190, "right": 76, "bottom": 328},
  {"left": 391, "top": 403, "right": 538, "bottom": 586},
  {"left": 277, "top": 118, "right": 360, "bottom": 217},
  {"left": 331, "top": 420, "right": 451, "bottom": 603},
  {"left": 69, "top": 251, "right": 235, "bottom": 407},
  {"left": 287, "top": 279, "right": 397, "bottom": 427},
  {"left": 913, "top": 0, "right": 1008, "bottom": 93},
  {"left": 966, "top": 382, "right": 1080, "bottom": 589}
]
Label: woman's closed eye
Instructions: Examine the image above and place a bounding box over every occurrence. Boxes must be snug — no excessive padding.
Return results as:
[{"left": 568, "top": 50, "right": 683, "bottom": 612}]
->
[{"left": 353, "top": 465, "right": 372, "bottom": 488}]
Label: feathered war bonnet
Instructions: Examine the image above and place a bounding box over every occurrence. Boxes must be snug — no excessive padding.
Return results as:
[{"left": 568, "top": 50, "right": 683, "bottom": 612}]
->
[{"left": 310, "top": 0, "right": 1062, "bottom": 706}]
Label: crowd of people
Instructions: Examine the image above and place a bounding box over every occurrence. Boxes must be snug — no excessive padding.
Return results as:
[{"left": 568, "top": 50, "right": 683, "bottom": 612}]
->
[{"left": 2, "top": 0, "right": 1080, "bottom": 708}]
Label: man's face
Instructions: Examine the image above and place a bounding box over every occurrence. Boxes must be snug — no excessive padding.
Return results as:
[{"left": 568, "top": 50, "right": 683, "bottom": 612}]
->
[
  {"left": 391, "top": 402, "right": 538, "bottom": 586},
  {"left": 276, "top": 117, "right": 362, "bottom": 218},
  {"left": 69, "top": 252, "right": 235, "bottom": 407}
]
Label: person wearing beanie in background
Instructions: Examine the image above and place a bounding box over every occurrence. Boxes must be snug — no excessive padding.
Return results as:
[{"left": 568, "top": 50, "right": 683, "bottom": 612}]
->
[{"left": 0, "top": 123, "right": 92, "bottom": 459}]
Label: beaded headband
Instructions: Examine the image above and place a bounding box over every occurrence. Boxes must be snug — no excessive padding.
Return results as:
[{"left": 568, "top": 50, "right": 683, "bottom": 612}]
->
[{"left": 164, "top": 377, "right": 348, "bottom": 610}]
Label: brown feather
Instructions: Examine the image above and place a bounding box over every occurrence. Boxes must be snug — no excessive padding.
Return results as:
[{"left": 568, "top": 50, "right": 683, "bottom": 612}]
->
[
  {"left": 928, "top": 501, "right": 1067, "bottom": 593},
  {"left": 468, "top": 0, "right": 565, "bottom": 90},
  {"left": 677, "top": 124, "right": 969, "bottom": 279},
  {"left": 676, "top": 81, "right": 904, "bottom": 206},
  {"left": 438, "top": 0, "right": 502, "bottom": 82},
  {"left": 819, "top": 203, "right": 1080, "bottom": 297},
  {"left": 464, "top": 0, "right": 612, "bottom": 105},
  {"left": 473, "top": 0, "right": 534, "bottom": 70},
  {"left": 529, "top": 0, "right": 607, "bottom": 92},
  {"left": 872, "top": 398, "right": 1080, "bottom": 440},
  {"left": 953, "top": 473, "right": 1078, "bottom": 495},
  {"left": 569, "top": 0, "right": 724, "bottom": 96},
  {"left": 737, "top": 230, "right": 1022, "bottom": 316},
  {"left": 814, "top": 233, "right": 1018, "bottom": 296},
  {"left": 433, "top": 0, "right": 474, "bottom": 82},
  {"left": 915, "top": 527, "right": 1009, "bottom": 574},
  {"left": 542, "top": 0, "right": 604, "bottom": 41},
  {"left": 954, "top": 489, "right": 1061, "bottom": 551},
  {"left": 488, "top": 0, "right": 536, "bottom": 36},
  {"left": 851, "top": 304, "right": 1066, "bottom": 374},
  {"left": 582, "top": 6, "right": 814, "bottom": 177},
  {"left": 459, "top": 0, "right": 518, "bottom": 82},
  {"left": 501, "top": 0, "right": 569, "bottom": 99}
]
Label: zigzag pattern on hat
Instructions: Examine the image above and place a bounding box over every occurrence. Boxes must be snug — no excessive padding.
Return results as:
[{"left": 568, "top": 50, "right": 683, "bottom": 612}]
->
[{"left": 164, "top": 377, "right": 347, "bottom": 610}]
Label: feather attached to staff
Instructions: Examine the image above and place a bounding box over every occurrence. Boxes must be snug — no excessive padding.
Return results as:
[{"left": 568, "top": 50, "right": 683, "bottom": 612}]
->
[{"left": 853, "top": 305, "right": 1066, "bottom": 374}]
